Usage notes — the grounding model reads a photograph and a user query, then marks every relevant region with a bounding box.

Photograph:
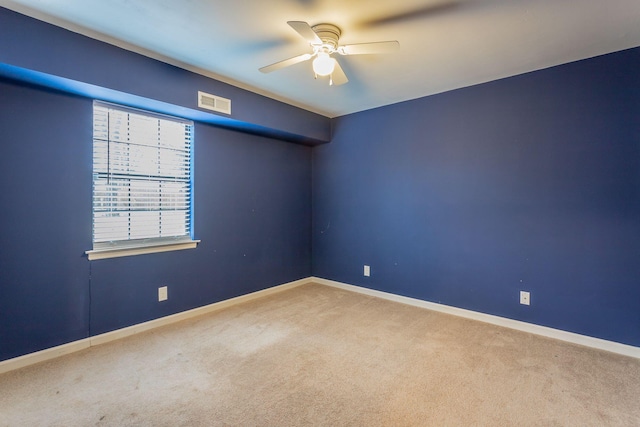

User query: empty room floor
[1,283,639,426]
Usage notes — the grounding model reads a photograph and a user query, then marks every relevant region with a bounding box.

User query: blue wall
[313,47,640,347]
[0,79,311,361]
[0,82,92,360]
[90,124,311,336]
[0,7,313,361]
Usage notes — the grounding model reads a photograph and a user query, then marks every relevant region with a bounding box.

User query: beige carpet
[1,283,639,426]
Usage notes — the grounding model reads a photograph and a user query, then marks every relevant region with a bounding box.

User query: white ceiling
[2,0,640,118]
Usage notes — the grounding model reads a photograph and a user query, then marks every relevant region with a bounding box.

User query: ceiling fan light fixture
[260,21,398,87]
[312,51,335,76]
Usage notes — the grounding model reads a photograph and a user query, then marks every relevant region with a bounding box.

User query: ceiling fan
[259,21,400,86]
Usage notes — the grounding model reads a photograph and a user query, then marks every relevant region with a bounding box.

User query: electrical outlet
[158,286,168,302]
[520,291,530,306]
[364,265,370,277]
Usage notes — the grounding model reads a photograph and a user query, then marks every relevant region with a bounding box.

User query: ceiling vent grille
[198,91,231,115]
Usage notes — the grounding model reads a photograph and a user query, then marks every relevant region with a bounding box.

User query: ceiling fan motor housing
[312,23,341,51]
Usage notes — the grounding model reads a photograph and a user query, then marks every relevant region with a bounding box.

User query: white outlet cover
[520,291,530,305]
[364,265,370,277]
[158,286,168,302]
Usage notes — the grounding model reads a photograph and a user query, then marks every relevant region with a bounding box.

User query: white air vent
[198,91,231,115]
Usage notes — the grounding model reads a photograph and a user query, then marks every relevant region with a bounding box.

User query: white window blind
[90,101,195,258]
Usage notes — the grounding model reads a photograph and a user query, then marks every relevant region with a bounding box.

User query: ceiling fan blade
[287,21,322,45]
[330,59,348,86]
[259,53,312,73]
[338,41,400,55]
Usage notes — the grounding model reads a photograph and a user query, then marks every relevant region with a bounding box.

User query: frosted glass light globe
[313,52,335,76]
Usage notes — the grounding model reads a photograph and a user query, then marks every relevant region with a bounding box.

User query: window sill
[86,240,200,261]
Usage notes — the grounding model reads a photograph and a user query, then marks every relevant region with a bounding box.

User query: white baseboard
[0,339,93,375]
[90,277,311,347]
[0,277,313,375]
[3,275,637,375]
[311,277,640,360]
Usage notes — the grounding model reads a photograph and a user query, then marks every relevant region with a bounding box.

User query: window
[86,101,198,260]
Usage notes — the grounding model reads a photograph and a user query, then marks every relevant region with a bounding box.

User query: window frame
[86,101,199,261]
